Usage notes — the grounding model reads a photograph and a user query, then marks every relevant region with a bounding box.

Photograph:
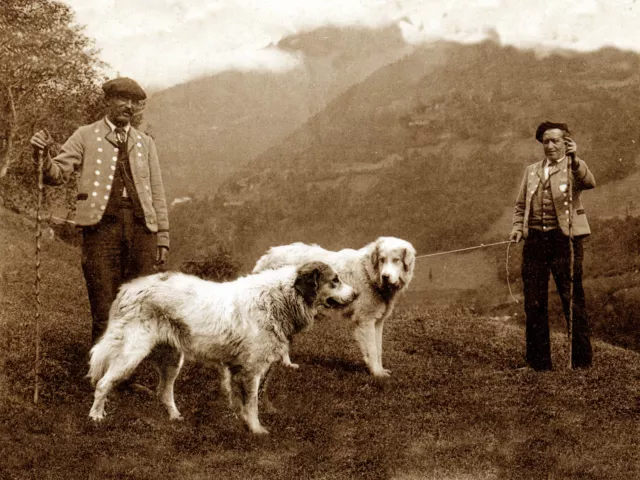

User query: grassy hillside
[2,207,639,479]
[144,25,411,198]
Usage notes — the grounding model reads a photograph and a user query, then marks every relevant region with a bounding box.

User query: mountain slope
[143,25,412,198]
[219,40,640,256]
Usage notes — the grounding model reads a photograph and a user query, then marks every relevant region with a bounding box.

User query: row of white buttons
[89,129,144,215]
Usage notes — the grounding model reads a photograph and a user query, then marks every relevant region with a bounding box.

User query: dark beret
[535,121,570,142]
[102,77,147,101]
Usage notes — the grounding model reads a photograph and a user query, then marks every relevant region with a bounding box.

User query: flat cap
[102,77,147,101]
[535,121,570,142]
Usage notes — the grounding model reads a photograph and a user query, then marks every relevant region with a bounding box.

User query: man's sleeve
[571,157,596,190]
[148,138,170,249]
[42,128,84,186]
[510,169,527,234]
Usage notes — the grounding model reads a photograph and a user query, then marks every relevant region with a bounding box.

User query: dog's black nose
[381,274,390,283]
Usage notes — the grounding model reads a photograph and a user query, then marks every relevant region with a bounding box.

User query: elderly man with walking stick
[509,121,595,371]
[29,77,170,354]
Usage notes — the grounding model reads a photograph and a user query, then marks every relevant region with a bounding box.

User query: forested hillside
[175,39,640,263]
[0,0,105,216]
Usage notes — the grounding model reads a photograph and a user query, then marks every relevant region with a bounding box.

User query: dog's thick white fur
[88,261,356,434]
[253,236,416,377]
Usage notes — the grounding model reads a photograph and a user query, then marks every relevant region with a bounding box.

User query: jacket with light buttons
[511,156,595,239]
[42,118,170,248]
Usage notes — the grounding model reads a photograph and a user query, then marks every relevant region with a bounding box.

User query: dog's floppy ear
[295,261,326,305]
[370,239,381,273]
[402,245,416,272]
[362,238,382,286]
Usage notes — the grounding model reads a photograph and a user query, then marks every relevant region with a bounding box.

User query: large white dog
[88,261,356,434]
[253,237,416,377]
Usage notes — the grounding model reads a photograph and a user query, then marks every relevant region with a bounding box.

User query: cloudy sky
[62,0,639,90]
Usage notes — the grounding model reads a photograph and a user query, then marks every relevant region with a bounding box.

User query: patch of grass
[1,207,639,479]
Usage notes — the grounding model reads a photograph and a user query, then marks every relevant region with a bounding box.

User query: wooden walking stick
[32,128,57,403]
[34,147,44,403]
[567,148,575,369]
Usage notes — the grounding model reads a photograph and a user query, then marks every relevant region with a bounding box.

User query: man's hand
[156,246,169,267]
[509,231,522,243]
[564,136,577,157]
[30,129,55,154]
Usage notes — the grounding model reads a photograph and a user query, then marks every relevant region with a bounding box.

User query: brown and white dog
[253,237,416,377]
[88,261,357,434]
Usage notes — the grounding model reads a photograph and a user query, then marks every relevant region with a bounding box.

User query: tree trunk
[0,85,16,179]
[0,137,13,178]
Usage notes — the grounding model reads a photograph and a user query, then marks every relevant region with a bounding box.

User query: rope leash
[31,171,518,405]
[416,239,520,304]
[414,240,513,259]
[29,213,75,226]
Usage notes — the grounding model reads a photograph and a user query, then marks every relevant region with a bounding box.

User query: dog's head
[295,261,358,308]
[366,237,416,294]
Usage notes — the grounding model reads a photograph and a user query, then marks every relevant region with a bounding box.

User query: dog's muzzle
[324,290,358,309]
[381,277,402,291]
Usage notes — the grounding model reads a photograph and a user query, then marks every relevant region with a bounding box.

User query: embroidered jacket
[42,118,169,248]
[511,156,595,239]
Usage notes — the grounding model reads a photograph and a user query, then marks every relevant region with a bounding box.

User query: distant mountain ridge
[144,25,413,198]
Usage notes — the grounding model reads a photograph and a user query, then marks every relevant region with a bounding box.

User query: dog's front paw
[372,368,391,378]
[286,362,300,369]
[251,425,270,435]
[89,411,106,422]
[169,413,184,421]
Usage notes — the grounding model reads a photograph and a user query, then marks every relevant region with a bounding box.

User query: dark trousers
[81,208,157,343]
[522,229,592,370]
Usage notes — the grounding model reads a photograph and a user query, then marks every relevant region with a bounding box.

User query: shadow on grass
[299,354,369,374]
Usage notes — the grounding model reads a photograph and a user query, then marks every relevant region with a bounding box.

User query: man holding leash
[509,121,595,371]
[30,77,169,344]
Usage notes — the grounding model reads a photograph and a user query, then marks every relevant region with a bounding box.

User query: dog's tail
[88,338,113,386]
[87,279,148,385]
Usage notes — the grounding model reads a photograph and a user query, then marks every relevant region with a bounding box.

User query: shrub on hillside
[180,247,241,282]
[586,275,640,351]
[585,216,640,278]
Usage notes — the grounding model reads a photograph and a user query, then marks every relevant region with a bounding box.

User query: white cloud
[399,0,640,52]
[62,0,640,90]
